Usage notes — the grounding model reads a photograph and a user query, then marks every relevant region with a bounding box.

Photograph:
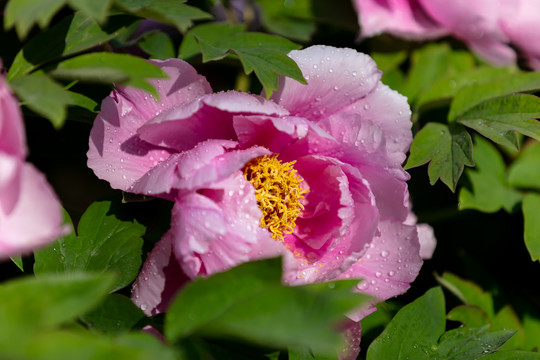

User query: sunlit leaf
[523,193,540,262]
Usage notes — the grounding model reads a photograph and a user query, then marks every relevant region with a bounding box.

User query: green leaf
[417,67,515,111]
[67,0,112,23]
[8,12,132,80]
[180,22,304,97]
[508,142,540,190]
[50,52,168,98]
[447,305,491,328]
[433,326,514,359]
[255,0,316,42]
[0,272,115,347]
[458,136,522,213]
[405,122,474,191]
[34,201,145,292]
[456,94,540,150]
[493,305,525,350]
[80,294,146,334]
[403,43,474,103]
[114,0,212,33]
[9,73,72,128]
[436,272,494,318]
[166,258,368,356]
[138,31,176,59]
[4,0,67,39]
[522,193,540,262]
[10,256,24,271]
[366,287,446,359]
[523,313,540,351]
[481,350,540,360]
[449,72,540,121]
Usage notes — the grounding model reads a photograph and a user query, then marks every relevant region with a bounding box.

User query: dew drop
[381,250,389,258]
[375,271,382,278]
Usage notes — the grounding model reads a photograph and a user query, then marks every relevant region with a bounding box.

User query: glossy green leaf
[4,0,66,39]
[255,0,316,42]
[68,0,112,23]
[114,0,211,33]
[179,22,304,97]
[138,31,176,59]
[80,294,146,334]
[481,350,540,360]
[10,256,24,271]
[166,258,368,356]
[459,136,522,213]
[417,67,515,111]
[449,72,540,121]
[456,94,540,150]
[523,193,540,262]
[0,272,115,346]
[508,142,540,190]
[34,201,145,292]
[8,12,131,80]
[433,326,514,359]
[405,122,474,191]
[366,287,446,359]
[9,73,72,128]
[493,305,525,350]
[50,52,167,98]
[436,272,494,318]
[447,305,491,328]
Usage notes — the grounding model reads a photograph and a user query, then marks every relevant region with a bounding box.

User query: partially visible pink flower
[353,0,447,40]
[88,46,434,357]
[0,72,68,259]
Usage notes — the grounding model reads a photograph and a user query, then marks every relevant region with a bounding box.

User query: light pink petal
[282,156,379,285]
[344,83,413,164]
[138,91,288,151]
[500,1,540,70]
[339,320,363,360]
[0,163,69,259]
[171,172,283,278]
[270,45,382,122]
[354,0,447,40]
[419,0,516,66]
[132,233,189,316]
[0,75,26,158]
[116,58,212,120]
[132,141,269,195]
[87,95,175,192]
[405,211,437,260]
[339,220,422,321]
[0,154,22,214]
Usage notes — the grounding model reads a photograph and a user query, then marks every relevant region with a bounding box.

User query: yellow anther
[243,154,308,241]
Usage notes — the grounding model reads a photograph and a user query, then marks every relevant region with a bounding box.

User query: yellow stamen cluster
[243,155,308,241]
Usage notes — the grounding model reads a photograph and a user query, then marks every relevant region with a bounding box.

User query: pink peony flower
[0,72,68,259]
[87,45,435,356]
[353,0,447,41]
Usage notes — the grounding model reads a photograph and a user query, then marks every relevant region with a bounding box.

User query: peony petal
[271,45,382,122]
[340,220,422,321]
[354,0,447,40]
[171,172,283,278]
[138,91,288,151]
[418,0,516,66]
[0,163,69,259]
[0,154,22,215]
[131,233,189,315]
[0,74,26,158]
[405,211,437,260]
[339,320,363,360]
[282,156,379,285]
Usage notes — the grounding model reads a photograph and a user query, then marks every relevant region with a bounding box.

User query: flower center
[243,154,308,241]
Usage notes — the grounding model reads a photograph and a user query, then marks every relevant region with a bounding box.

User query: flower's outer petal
[418,0,516,66]
[405,211,437,260]
[116,59,212,121]
[171,172,283,278]
[354,0,447,40]
[270,46,382,122]
[0,75,26,158]
[132,140,270,195]
[138,91,288,152]
[87,95,175,191]
[283,156,379,284]
[87,58,211,192]
[132,233,189,316]
[339,320,363,360]
[0,163,69,259]
[344,83,412,164]
[0,154,22,215]
[500,1,540,70]
[339,220,422,321]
